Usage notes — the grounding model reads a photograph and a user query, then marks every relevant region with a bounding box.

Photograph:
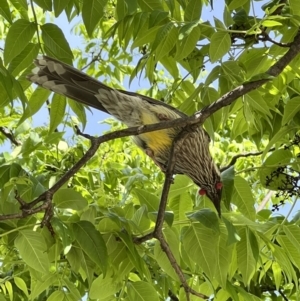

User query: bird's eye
[199,188,206,195]
[215,182,223,190]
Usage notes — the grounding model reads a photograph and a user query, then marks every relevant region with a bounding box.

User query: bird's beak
[212,189,222,218]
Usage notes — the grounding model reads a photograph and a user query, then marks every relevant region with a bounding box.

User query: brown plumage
[27,56,222,215]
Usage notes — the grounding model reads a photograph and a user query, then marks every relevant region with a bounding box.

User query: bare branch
[256,191,274,212]
[258,32,292,48]
[278,289,289,301]
[0,199,51,221]
[220,147,275,172]
[0,127,21,146]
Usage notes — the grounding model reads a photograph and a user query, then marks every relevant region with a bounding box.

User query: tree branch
[0,127,21,146]
[1,30,300,221]
[256,190,274,212]
[220,147,275,172]
[134,127,209,300]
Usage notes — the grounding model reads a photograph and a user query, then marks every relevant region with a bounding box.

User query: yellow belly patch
[140,111,172,154]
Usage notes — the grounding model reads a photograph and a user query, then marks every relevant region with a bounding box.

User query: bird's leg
[145,148,167,173]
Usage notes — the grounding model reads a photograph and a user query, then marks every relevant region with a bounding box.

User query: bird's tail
[27,56,111,114]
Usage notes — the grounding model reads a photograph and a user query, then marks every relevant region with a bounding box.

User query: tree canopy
[1,0,300,300]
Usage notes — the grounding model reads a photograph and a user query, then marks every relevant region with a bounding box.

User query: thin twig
[258,32,292,48]
[256,191,274,212]
[220,147,275,172]
[278,289,289,301]
[14,191,27,207]
[30,0,43,53]
[0,127,21,146]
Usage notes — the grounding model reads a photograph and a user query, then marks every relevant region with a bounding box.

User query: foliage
[0,0,300,300]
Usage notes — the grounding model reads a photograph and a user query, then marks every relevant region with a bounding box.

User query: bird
[27,56,223,216]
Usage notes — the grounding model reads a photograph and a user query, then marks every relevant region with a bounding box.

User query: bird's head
[198,181,223,217]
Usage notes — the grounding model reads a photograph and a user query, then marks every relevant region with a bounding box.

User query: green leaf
[154,241,179,281]
[52,217,75,249]
[30,274,58,300]
[49,93,66,133]
[149,10,168,27]
[14,230,50,273]
[82,0,107,37]
[215,224,233,287]
[239,48,269,79]
[90,273,121,299]
[176,25,201,60]
[222,217,241,245]
[41,23,73,64]
[245,90,272,118]
[18,87,51,126]
[284,225,300,250]
[262,20,282,27]
[290,0,300,15]
[137,0,164,11]
[53,0,70,17]
[263,147,291,168]
[14,277,29,298]
[221,166,235,210]
[0,0,12,23]
[277,235,300,270]
[272,244,297,285]
[232,176,255,220]
[209,31,231,63]
[187,209,220,234]
[272,262,282,291]
[169,192,193,223]
[282,96,300,125]
[4,281,12,301]
[231,109,248,139]
[132,12,149,39]
[116,0,127,20]
[9,0,28,19]
[127,281,160,301]
[67,99,87,130]
[154,228,180,281]
[182,223,219,279]
[33,0,52,10]
[154,24,178,61]
[47,291,65,301]
[61,278,82,300]
[131,26,161,50]
[227,0,248,10]
[236,227,256,286]
[8,43,39,76]
[0,62,14,101]
[151,22,174,52]
[168,175,193,198]
[184,0,202,21]
[4,19,36,65]
[53,188,88,211]
[131,205,151,232]
[133,189,160,212]
[262,125,297,159]
[73,221,108,275]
